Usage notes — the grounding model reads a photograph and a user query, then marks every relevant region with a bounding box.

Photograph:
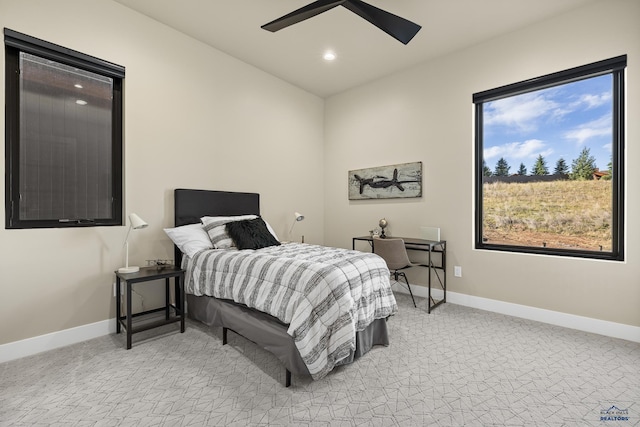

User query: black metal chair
[373,237,417,307]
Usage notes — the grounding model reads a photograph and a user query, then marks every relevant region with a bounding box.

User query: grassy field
[482,180,612,251]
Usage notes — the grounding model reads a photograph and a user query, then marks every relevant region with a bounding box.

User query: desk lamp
[119,213,148,273]
[289,212,305,242]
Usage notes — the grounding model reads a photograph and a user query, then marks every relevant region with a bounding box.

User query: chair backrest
[373,238,412,271]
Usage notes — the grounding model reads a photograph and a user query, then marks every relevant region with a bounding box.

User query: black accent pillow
[226,217,281,250]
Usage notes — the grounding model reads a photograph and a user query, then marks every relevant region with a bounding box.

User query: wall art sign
[348,161,422,200]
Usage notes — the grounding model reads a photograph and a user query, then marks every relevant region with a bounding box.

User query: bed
[172,188,397,386]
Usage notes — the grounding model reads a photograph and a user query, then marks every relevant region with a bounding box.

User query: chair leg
[396,271,417,308]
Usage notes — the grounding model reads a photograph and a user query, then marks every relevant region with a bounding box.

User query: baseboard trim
[2,287,638,364]
[399,284,640,343]
[0,319,116,364]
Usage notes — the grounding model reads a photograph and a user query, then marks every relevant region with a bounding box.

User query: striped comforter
[183,242,397,379]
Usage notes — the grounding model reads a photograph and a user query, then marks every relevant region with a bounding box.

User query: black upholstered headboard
[173,188,260,266]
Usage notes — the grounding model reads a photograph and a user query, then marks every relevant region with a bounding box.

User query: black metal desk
[115,265,185,349]
[353,236,446,313]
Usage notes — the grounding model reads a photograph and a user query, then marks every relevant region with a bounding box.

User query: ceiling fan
[261,0,421,45]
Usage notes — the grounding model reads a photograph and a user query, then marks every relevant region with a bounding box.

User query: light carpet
[1,294,638,426]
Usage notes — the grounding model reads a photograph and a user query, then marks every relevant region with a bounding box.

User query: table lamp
[118,213,148,273]
[289,212,305,242]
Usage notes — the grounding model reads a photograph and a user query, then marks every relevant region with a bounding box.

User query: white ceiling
[112,0,597,98]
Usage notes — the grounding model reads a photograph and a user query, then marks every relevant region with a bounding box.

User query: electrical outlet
[113,282,117,297]
[454,266,462,277]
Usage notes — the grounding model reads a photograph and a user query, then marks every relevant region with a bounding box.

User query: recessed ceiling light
[323,51,336,61]
[74,84,83,89]
[76,100,87,105]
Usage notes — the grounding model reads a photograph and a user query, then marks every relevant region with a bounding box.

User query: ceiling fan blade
[343,0,421,44]
[262,0,346,32]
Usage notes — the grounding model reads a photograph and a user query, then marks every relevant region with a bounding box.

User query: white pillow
[164,223,213,257]
[201,215,279,249]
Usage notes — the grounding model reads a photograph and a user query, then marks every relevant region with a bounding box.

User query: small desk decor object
[115,265,185,349]
[348,161,422,200]
[353,235,446,313]
[379,218,388,238]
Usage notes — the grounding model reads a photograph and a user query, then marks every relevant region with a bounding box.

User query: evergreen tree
[494,157,510,176]
[602,158,613,181]
[570,147,597,180]
[531,154,549,175]
[553,158,569,175]
[482,160,492,177]
[517,163,527,175]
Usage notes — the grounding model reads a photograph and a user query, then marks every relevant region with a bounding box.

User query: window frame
[473,55,626,261]
[4,28,124,229]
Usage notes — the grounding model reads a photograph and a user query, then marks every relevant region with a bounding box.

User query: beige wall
[1,0,638,350]
[0,0,324,345]
[324,0,639,327]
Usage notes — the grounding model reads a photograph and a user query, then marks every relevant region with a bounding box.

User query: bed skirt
[187,294,390,378]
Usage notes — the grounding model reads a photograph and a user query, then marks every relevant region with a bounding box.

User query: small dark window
[474,56,625,261]
[5,29,124,229]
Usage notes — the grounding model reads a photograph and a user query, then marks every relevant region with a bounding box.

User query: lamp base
[118,266,140,273]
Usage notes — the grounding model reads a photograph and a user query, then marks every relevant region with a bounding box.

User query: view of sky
[483,74,612,174]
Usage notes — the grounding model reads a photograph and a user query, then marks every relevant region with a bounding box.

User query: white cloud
[576,92,612,109]
[484,139,553,162]
[485,88,611,134]
[564,114,611,145]
[485,93,558,132]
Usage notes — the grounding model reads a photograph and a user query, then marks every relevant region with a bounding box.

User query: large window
[5,29,124,229]
[474,56,625,261]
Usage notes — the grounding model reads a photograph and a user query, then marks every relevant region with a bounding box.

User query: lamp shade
[129,213,148,230]
[294,212,304,222]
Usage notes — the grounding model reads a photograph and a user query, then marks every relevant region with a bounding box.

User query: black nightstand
[115,265,185,349]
